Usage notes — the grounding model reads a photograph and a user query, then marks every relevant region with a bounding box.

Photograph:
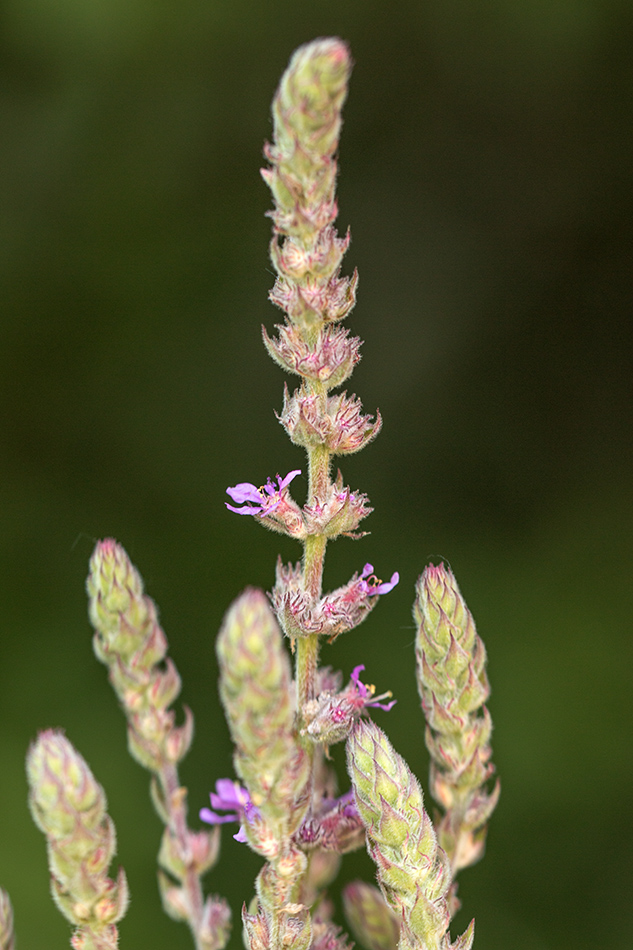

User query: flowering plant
[4,38,499,950]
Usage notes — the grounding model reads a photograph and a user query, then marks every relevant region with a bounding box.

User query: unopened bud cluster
[26,731,129,950]
[414,564,500,876]
[212,39,403,950]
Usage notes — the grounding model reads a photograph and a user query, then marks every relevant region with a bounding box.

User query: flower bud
[87,540,192,770]
[263,322,361,390]
[0,888,15,950]
[414,563,499,873]
[264,38,350,241]
[217,589,310,840]
[342,880,400,950]
[303,665,395,746]
[311,916,353,950]
[279,386,381,456]
[347,720,473,950]
[26,731,129,948]
[273,561,398,643]
[199,895,232,950]
[302,478,372,540]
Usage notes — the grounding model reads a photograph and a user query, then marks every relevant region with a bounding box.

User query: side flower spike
[347,720,474,950]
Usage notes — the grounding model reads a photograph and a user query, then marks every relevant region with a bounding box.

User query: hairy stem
[160,763,206,950]
[297,439,330,712]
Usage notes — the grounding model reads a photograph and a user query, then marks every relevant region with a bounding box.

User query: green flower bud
[0,888,15,950]
[26,731,129,949]
[414,564,499,874]
[343,880,400,950]
[217,589,310,838]
[347,721,473,950]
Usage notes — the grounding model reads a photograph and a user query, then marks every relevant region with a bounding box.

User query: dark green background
[1,1,632,948]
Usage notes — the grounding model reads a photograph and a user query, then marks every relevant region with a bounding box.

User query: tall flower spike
[414,564,500,881]
[87,539,229,950]
[347,720,474,950]
[26,730,129,950]
[228,38,402,950]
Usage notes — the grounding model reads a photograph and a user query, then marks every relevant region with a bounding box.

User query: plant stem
[296,441,330,714]
[160,762,206,950]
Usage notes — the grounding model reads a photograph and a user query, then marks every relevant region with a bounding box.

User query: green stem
[296,440,330,715]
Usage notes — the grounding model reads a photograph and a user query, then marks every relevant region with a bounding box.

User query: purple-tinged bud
[262,38,357,335]
[159,822,221,882]
[273,562,399,643]
[159,872,232,950]
[263,324,361,390]
[302,477,372,539]
[295,790,365,855]
[304,665,395,746]
[269,272,358,327]
[242,905,270,950]
[26,731,129,947]
[0,888,15,950]
[270,226,350,284]
[311,915,353,950]
[158,872,189,923]
[342,880,400,950]
[264,38,350,240]
[279,386,381,455]
[199,896,232,950]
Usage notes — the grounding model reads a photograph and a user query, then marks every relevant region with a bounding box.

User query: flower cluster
[303,665,396,746]
[211,39,404,950]
[19,36,498,950]
[272,560,399,643]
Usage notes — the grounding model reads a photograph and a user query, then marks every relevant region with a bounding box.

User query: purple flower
[200,779,260,842]
[226,469,301,516]
[320,788,359,819]
[358,563,400,595]
[350,664,397,712]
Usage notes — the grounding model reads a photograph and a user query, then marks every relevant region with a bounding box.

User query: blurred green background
[1,0,632,947]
